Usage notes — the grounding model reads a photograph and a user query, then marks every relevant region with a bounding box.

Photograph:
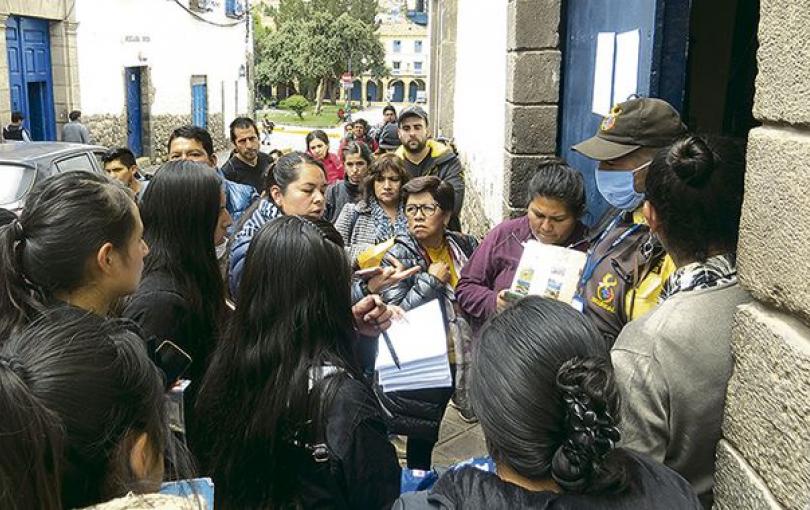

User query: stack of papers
[510,240,588,306]
[376,299,452,393]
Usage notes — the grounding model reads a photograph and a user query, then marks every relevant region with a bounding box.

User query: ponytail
[0,353,63,510]
[0,171,136,340]
[0,221,42,340]
[551,357,628,495]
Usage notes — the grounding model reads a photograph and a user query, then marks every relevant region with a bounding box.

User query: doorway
[126,67,143,156]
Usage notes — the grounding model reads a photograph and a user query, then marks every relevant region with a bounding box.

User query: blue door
[126,67,143,156]
[350,80,362,102]
[6,16,57,141]
[192,83,207,128]
[390,81,405,103]
[559,0,689,225]
[366,80,378,102]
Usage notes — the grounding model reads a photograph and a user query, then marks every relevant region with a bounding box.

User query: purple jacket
[456,216,588,332]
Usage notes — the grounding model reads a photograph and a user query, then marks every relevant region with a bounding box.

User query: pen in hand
[381,330,401,370]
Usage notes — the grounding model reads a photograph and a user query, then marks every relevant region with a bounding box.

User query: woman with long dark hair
[0,171,147,340]
[123,160,231,443]
[197,216,400,509]
[324,140,372,223]
[394,297,701,509]
[0,310,198,509]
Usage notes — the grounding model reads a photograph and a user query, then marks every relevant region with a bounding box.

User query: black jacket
[278,375,401,509]
[122,270,220,448]
[377,232,478,441]
[325,178,362,224]
[393,451,702,509]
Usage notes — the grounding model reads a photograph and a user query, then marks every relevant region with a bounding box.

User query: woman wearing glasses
[377,176,478,471]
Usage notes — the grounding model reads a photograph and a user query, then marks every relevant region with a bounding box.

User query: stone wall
[150,114,192,163]
[84,113,127,148]
[209,113,227,156]
[713,0,810,507]
[148,113,227,163]
[503,0,562,216]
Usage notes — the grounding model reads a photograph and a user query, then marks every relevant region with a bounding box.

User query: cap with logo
[572,97,687,161]
[397,105,429,126]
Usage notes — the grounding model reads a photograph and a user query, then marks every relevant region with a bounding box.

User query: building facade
[432,1,810,508]
[0,1,80,143]
[340,0,428,107]
[1,0,252,160]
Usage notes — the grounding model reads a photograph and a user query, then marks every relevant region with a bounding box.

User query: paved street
[433,406,487,466]
[260,105,386,154]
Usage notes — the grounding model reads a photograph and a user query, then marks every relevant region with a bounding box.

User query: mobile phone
[353,267,384,281]
[155,340,192,390]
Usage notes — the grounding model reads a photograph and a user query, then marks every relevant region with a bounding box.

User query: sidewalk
[432,406,488,466]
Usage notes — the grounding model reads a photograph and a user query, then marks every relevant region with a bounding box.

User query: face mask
[215,240,228,260]
[596,162,649,211]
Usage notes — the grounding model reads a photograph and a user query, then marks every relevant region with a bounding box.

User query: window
[414,61,423,73]
[55,154,94,174]
[415,40,423,53]
[393,61,401,71]
[225,0,244,18]
[393,40,401,53]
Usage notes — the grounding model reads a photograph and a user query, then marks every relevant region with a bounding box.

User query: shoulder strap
[347,206,361,246]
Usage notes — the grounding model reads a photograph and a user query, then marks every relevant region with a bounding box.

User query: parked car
[0,141,108,214]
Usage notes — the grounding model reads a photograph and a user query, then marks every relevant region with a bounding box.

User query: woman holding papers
[456,158,588,332]
[378,176,478,470]
[393,297,701,509]
[196,216,400,510]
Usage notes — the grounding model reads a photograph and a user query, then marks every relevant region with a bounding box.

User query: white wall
[382,34,428,77]
[452,0,507,224]
[75,0,250,129]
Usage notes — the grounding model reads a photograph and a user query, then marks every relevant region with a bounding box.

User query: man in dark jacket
[3,111,31,141]
[220,117,271,193]
[395,106,465,231]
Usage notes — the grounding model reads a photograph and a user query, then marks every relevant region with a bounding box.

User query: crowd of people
[0,97,747,509]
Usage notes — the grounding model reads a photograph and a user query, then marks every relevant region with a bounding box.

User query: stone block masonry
[713,0,810,507]
[84,114,127,149]
[737,127,810,324]
[721,303,810,509]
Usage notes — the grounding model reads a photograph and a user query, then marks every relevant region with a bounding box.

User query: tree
[254,0,387,115]
[279,95,310,119]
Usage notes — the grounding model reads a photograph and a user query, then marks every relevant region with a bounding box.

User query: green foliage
[278,94,310,119]
[254,0,387,101]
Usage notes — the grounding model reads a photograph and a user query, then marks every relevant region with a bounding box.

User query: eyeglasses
[405,203,441,217]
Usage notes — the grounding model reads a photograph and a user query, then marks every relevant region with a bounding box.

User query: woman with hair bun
[611,135,751,508]
[394,297,700,509]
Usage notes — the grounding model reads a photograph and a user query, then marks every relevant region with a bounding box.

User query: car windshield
[0,164,36,207]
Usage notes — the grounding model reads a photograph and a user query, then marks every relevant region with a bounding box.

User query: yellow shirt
[426,242,459,288]
[623,210,676,320]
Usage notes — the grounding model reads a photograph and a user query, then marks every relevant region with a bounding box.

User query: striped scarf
[659,253,737,302]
